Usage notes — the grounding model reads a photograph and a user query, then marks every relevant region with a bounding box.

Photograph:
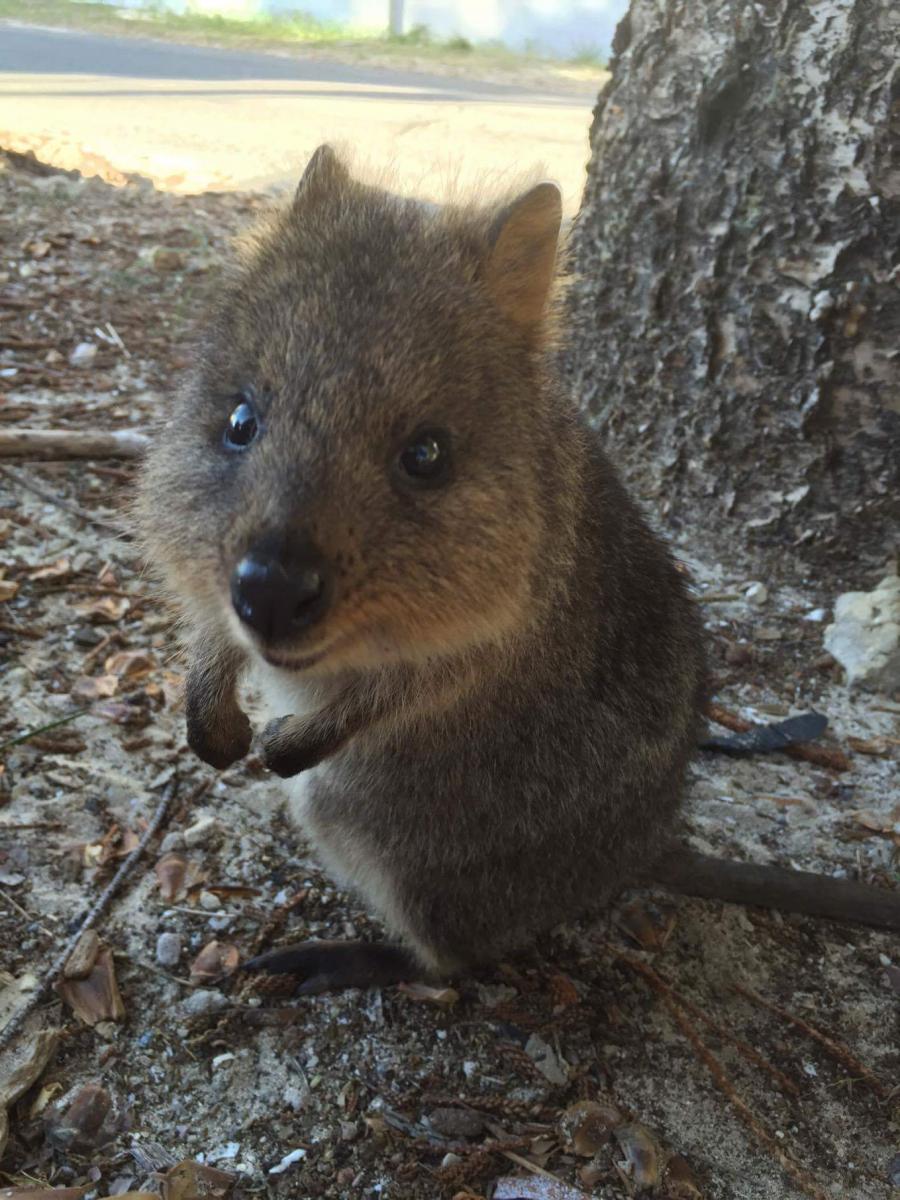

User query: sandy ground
[0,23,595,205]
[1,156,899,1200]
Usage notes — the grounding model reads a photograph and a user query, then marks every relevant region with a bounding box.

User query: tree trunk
[565,0,899,578]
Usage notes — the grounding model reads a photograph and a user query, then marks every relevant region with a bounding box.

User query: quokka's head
[138,146,569,675]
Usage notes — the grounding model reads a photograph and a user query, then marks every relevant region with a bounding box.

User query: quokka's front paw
[258,715,337,778]
[187,705,253,770]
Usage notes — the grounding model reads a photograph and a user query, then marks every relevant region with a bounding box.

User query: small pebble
[745,581,768,606]
[199,890,222,911]
[72,626,105,647]
[159,831,185,854]
[152,246,186,272]
[427,1106,484,1139]
[339,1121,358,1142]
[155,931,182,968]
[440,1153,464,1169]
[180,988,228,1017]
[69,341,97,367]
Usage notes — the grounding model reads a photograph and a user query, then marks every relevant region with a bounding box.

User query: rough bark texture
[565,0,899,579]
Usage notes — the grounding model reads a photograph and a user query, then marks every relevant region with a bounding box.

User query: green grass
[0,0,362,45]
[0,0,607,81]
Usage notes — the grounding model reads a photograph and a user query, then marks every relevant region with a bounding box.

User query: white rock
[69,341,97,367]
[198,890,222,911]
[824,575,900,691]
[155,931,182,967]
[184,814,218,848]
[268,1148,307,1175]
[524,1032,569,1086]
[744,581,768,606]
[180,988,228,1017]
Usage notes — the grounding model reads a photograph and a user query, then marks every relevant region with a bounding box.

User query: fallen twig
[0,464,121,534]
[0,779,177,1052]
[733,984,888,1101]
[618,951,800,1098]
[706,702,850,772]
[498,1147,590,1194]
[610,947,827,1200]
[0,708,88,753]
[0,428,150,461]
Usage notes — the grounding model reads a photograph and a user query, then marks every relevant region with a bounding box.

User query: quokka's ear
[294,144,351,208]
[483,182,562,328]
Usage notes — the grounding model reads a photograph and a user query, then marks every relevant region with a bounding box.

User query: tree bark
[565,0,899,577]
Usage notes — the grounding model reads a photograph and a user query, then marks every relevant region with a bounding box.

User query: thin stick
[0,429,150,461]
[498,1148,589,1194]
[609,946,827,1200]
[705,702,851,772]
[0,780,177,1052]
[0,465,121,534]
[619,951,800,1098]
[0,821,65,830]
[665,1000,827,1200]
[0,709,88,753]
[734,984,888,1100]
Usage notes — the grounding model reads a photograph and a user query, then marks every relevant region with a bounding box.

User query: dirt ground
[0,153,898,1200]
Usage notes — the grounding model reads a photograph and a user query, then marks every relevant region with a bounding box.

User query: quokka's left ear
[482,182,562,328]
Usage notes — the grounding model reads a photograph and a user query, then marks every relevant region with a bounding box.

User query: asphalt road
[0,23,593,203]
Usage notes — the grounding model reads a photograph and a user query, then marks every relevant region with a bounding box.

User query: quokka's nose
[230,548,330,641]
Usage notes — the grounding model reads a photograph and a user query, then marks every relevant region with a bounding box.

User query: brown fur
[137,147,706,979]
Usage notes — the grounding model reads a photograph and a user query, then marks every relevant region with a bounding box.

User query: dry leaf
[28,1079,64,1118]
[616,900,674,951]
[161,1159,235,1200]
[189,941,240,986]
[0,579,19,602]
[94,699,152,727]
[614,1122,662,1190]
[547,971,580,1009]
[663,1153,704,1198]
[397,980,460,1006]
[28,557,71,581]
[104,650,155,681]
[46,1082,116,1151]
[559,1099,622,1157]
[96,562,118,587]
[0,1027,60,1156]
[847,736,890,757]
[71,674,118,701]
[0,1027,61,1106]
[74,595,130,624]
[156,852,188,902]
[56,946,125,1025]
[852,807,900,837]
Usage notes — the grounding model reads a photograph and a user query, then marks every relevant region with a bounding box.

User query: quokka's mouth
[261,647,328,671]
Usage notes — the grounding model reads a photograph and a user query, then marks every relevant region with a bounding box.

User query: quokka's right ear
[294,144,351,207]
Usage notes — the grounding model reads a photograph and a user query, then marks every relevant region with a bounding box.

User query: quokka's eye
[223,396,259,451]
[397,429,451,486]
